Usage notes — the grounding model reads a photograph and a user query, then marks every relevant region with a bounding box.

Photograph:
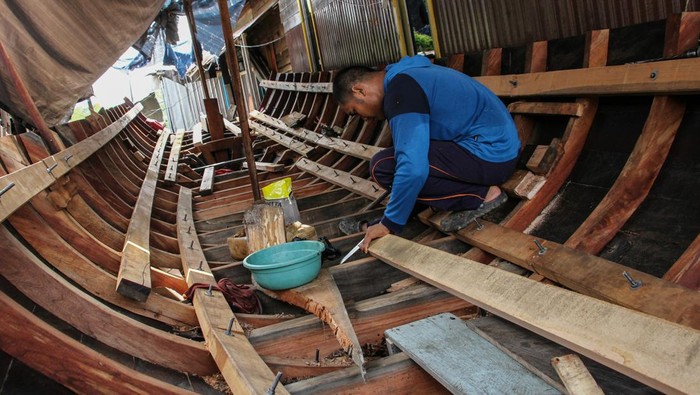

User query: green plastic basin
[243,240,325,290]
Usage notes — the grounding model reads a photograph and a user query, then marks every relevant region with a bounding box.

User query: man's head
[333,66,385,121]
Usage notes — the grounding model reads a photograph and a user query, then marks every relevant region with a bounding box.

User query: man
[333,55,520,252]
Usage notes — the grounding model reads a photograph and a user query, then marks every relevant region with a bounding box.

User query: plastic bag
[262,177,292,199]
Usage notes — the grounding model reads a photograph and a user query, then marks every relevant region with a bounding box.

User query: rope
[183,278,262,314]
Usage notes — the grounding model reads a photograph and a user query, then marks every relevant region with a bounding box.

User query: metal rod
[622,271,643,289]
[266,371,283,395]
[217,0,262,201]
[225,317,235,335]
[473,218,484,230]
[206,284,213,296]
[0,41,61,154]
[46,163,58,173]
[0,182,15,197]
[533,239,547,255]
[63,154,73,162]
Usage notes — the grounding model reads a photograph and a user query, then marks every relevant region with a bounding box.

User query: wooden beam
[369,235,700,394]
[508,101,584,117]
[565,96,685,254]
[296,158,383,200]
[199,166,214,196]
[0,226,215,375]
[259,79,333,93]
[476,57,700,97]
[481,48,502,76]
[663,234,700,290]
[456,220,700,330]
[177,187,290,394]
[0,104,142,222]
[116,129,171,301]
[0,290,194,394]
[249,120,314,156]
[164,129,185,184]
[251,110,380,161]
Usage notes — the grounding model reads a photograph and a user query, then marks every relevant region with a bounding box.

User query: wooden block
[227,236,249,261]
[501,169,546,200]
[385,313,558,394]
[552,355,604,395]
[244,204,286,253]
[526,138,561,175]
[280,111,307,127]
[199,166,214,196]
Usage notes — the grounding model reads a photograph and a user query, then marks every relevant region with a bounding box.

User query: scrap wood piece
[116,129,171,301]
[244,203,286,253]
[385,313,558,394]
[551,354,604,395]
[280,111,307,127]
[526,138,562,175]
[296,158,384,200]
[177,187,290,394]
[501,169,546,200]
[455,220,700,330]
[199,166,214,196]
[256,269,366,378]
[368,235,700,394]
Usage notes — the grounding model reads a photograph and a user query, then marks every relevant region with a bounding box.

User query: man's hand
[360,222,390,253]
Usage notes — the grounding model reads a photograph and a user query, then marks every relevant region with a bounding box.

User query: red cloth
[183,279,262,314]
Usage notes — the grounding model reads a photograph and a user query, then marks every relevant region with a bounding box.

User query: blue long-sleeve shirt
[379,56,520,233]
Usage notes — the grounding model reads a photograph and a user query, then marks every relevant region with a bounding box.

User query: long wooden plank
[251,110,380,160]
[0,290,194,395]
[199,166,214,196]
[0,226,216,376]
[259,79,333,93]
[369,235,700,394]
[456,220,700,330]
[0,103,142,222]
[385,313,557,394]
[257,269,366,376]
[258,58,700,98]
[296,158,384,200]
[508,101,584,117]
[249,120,314,156]
[116,129,171,301]
[164,128,185,184]
[177,187,290,394]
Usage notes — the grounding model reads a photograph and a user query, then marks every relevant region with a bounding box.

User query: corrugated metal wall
[433,0,699,56]
[310,0,403,69]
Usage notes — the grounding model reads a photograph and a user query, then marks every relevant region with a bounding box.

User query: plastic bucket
[243,240,324,290]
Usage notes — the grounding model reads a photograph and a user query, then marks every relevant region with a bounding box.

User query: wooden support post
[218,0,262,201]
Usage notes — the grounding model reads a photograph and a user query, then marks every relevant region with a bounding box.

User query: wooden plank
[249,120,314,156]
[369,235,700,394]
[116,129,171,301]
[663,234,700,290]
[481,48,502,76]
[259,79,333,93]
[508,102,584,117]
[551,355,604,395]
[0,290,194,395]
[584,30,609,68]
[385,313,557,394]
[257,269,366,377]
[0,226,215,376]
[475,57,700,97]
[0,103,142,222]
[177,187,290,394]
[251,110,381,160]
[456,220,700,330]
[164,128,185,184]
[296,158,384,200]
[200,166,214,196]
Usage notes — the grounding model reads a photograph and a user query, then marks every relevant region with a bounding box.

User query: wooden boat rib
[0,11,699,395]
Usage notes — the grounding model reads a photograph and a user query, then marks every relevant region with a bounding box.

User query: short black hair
[332,66,376,104]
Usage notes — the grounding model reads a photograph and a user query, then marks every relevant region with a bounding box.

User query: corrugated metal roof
[433,0,699,55]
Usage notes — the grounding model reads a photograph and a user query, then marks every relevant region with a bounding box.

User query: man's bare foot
[484,185,502,203]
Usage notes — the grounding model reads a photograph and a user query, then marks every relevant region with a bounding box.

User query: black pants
[370,141,518,211]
